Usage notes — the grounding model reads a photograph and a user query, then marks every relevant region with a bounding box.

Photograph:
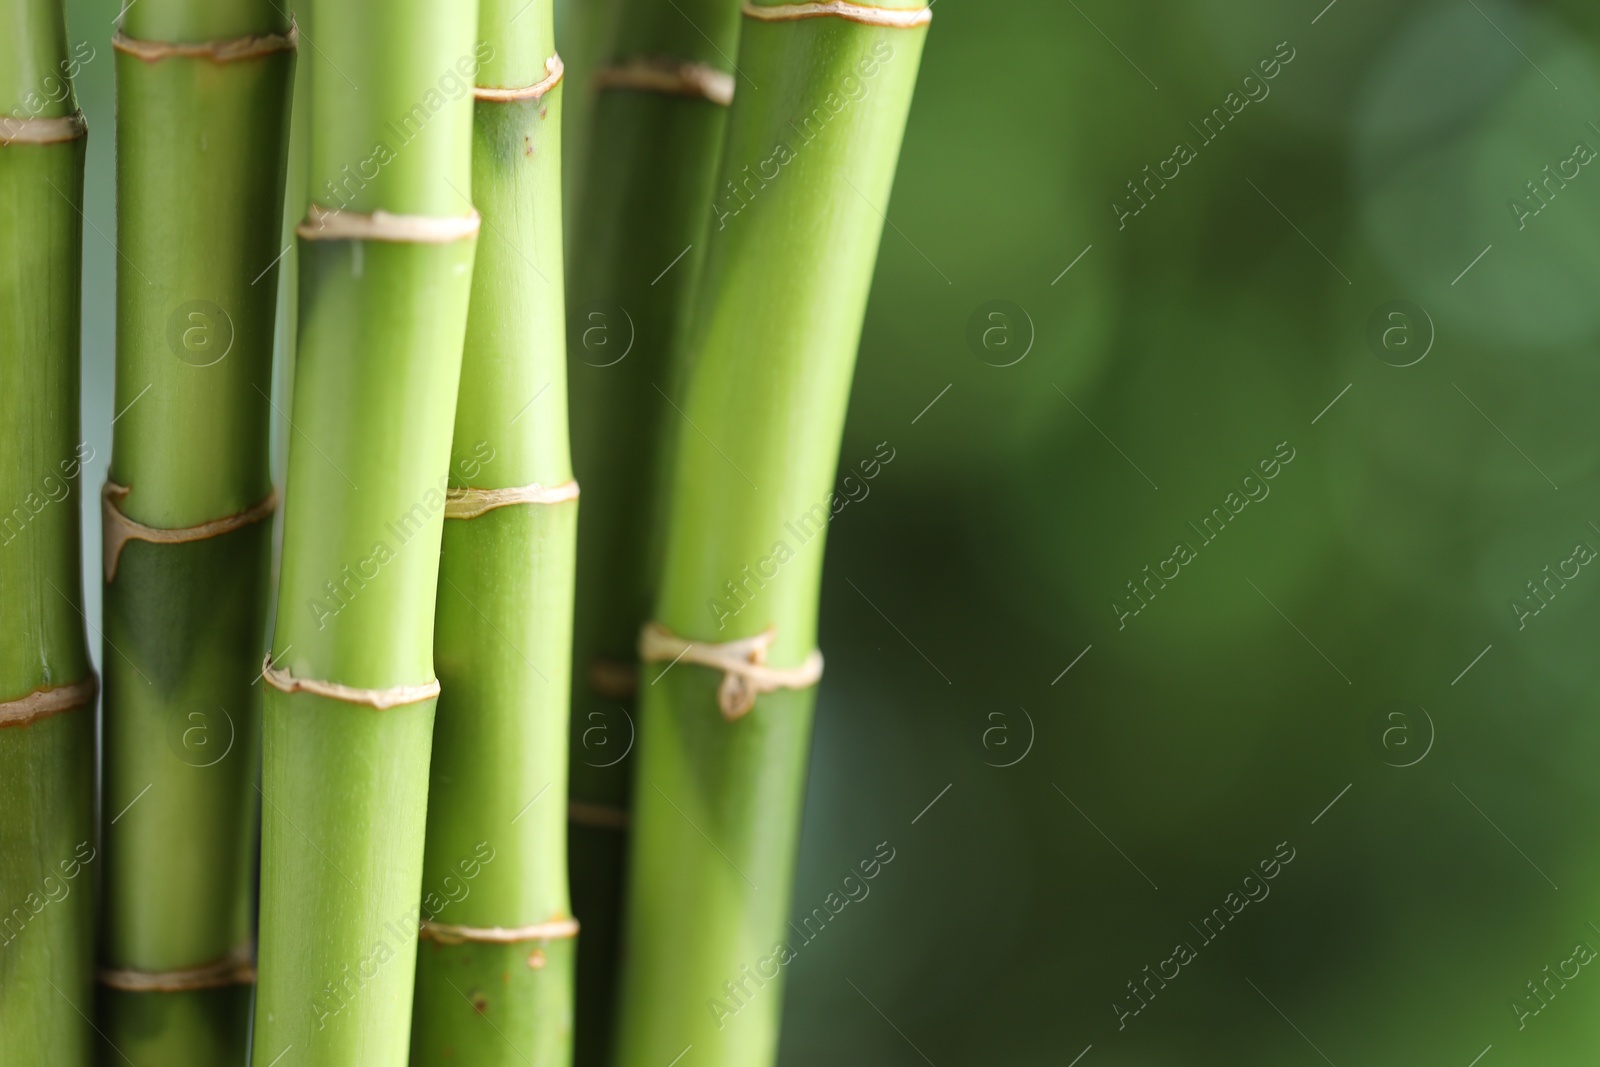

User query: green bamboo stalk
[563,1,743,1058]
[613,4,929,1065]
[408,0,578,1062]
[552,0,624,208]
[0,3,95,1061]
[97,3,294,1059]
[251,2,481,1064]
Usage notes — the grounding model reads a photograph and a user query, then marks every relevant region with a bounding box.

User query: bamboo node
[420,917,579,945]
[444,480,579,520]
[741,0,933,27]
[638,622,823,720]
[475,53,565,101]
[0,111,87,146]
[587,658,638,699]
[111,23,299,63]
[261,656,441,710]
[593,57,735,106]
[99,945,256,992]
[297,205,482,244]
[569,800,630,831]
[0,675,98,729]
[102,481,278,583]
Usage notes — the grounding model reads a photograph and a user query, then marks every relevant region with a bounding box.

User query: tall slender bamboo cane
[563,1,743,1057]
[97,3,294,1058]
[553,0,624,206]
[613,3,929,1065]
[408,0,578,1062]
[251,2,481,1064]
[0,3,95,1061]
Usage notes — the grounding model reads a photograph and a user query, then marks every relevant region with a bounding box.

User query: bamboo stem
[0,1,96,1061]
[408,0,578,1062]
[251,2,480,1064]
[612,4,928,1065]
[99,3,294,1056]
[563,0,744,1058]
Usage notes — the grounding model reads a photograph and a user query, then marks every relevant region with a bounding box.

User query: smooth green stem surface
[614,7,927,1067]
[122,0,286,42]
[99,2,293,1060]
[0,0,72,122]
[252,2,480,1065]
[563,2,743,1059]
[551,0,622,208]
[410,0,577,1063]
[0,2,94,1060]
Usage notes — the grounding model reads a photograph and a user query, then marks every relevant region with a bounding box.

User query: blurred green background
[62,0,1600,1063]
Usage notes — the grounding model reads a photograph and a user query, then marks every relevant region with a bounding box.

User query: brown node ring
[0,676,98,729]
[475,53,565,101]
[99,945,256,992]
[112,23,299,63]
[638,622,822,720]
[568,800,630,832]
[741,0,933,27]
[0,111,87,146]
[444,480,579,520]
[103,481,278,583]
[261,656,440,711]
[587,657,638,700]
[297,204,482,244]
[419,917,579,945]
[593,57,735,106]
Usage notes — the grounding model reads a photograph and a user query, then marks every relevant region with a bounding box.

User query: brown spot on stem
[527,948,547,969]
[471,991,489,1015]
